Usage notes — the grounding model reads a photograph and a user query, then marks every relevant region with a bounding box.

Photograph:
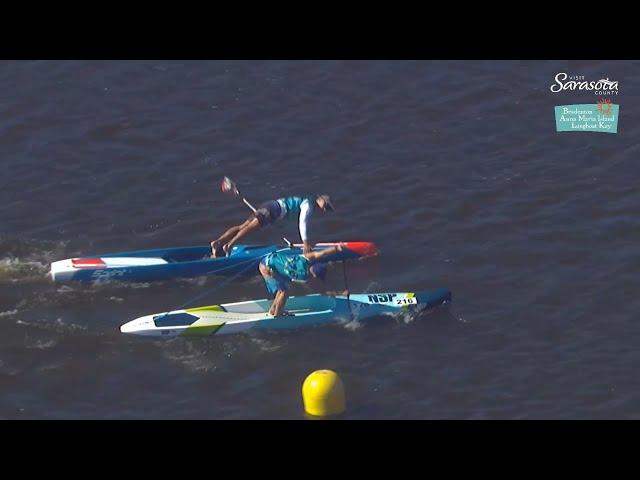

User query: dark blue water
[1,60,637,418]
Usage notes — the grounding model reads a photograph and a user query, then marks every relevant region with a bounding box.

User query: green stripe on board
[181,323,225,336]
[185,305,225,314]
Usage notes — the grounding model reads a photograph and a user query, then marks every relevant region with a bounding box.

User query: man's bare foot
[211,241,225,258]
[223,244,232,256]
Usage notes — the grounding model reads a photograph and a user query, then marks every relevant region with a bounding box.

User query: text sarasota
[550,73,619,95]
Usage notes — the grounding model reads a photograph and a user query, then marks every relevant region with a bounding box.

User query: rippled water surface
[1,60,638,418]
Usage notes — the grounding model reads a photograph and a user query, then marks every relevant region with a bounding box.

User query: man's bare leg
[303,243,344,262]
[212,220,252,247]
[259,263,286,316]
[270,290,288,316]
[223,217,261,255]
[211,220,252,254]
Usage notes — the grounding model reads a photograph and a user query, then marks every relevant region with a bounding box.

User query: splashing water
[0,257,50,283]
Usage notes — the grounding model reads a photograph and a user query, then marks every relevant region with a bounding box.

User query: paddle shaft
[242,197,257,213]
[342,260,353,321]
[222,177,257,212]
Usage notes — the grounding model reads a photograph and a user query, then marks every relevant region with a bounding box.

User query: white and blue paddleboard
[120,289,452,337]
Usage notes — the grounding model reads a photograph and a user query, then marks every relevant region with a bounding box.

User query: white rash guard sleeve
[298,199,312,242]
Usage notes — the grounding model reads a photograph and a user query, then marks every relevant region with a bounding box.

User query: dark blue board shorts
[251,200,282,227]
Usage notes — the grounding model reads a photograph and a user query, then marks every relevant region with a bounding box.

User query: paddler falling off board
[259,244,349,317]
[211,177,335,257]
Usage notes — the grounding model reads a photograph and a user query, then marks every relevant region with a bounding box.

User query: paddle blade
[221,176,239,195]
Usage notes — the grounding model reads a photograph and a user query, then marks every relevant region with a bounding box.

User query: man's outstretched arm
[299,201,313,254]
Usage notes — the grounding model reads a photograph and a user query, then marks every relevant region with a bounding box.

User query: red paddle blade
[221,176,239,195]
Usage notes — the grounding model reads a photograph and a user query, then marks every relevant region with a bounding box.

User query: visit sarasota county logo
[550,73,619,96]
[551,73,620,134]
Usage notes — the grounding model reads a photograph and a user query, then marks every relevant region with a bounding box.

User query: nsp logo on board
[368,294,397,303]
[550,73,619,96]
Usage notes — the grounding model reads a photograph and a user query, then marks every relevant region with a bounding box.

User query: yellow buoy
[302,369,346,417]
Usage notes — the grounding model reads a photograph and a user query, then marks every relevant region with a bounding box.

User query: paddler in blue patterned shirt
[259,243,348,317]
[211,194,335,256]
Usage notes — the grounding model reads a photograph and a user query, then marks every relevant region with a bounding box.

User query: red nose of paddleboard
[342,242,378,257]
[71,258,106,269]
